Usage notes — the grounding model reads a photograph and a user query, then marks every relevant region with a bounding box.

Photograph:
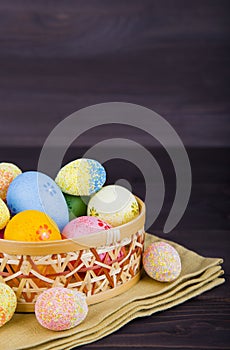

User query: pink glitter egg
[35,287,88,331]
[62,216,112,239]
[143,241,181,282]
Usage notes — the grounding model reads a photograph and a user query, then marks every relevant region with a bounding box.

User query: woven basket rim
[0,197,145,255]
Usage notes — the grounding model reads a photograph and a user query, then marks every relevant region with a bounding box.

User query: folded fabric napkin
[1,233,224,350]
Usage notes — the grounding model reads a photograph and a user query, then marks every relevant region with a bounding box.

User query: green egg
[64,193,88,220]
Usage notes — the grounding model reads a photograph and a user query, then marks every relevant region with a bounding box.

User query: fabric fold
[1,233,225,350]
[30,270,225,350]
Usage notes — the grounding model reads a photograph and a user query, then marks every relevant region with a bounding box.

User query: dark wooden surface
[0,0,229,148]
[0,146,229,350]
[0,1,229,349]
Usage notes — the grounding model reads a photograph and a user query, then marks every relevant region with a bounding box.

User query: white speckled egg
[7,171,69,231]
[35,287,88,331]
[143,241,181,282]
[87,185,139,226]
[55,158,106,196]
[0,198,10,230]
[0,283,17,327]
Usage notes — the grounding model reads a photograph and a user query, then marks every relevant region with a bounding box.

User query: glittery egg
[0,162,22,178]
[55,158,106,196]
[62,216,112,239]
[0,170,13,201]
[64,193,87,220]
[7,171,69,231]
[4,210,61,242]
[87,185,139,226]
[0,163,22,201]
[143,241,181,282]
[0,198,10,229]
[35,287,88,331]
[0,283,17,327]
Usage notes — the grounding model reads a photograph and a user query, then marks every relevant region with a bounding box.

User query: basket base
[15,271,142,313]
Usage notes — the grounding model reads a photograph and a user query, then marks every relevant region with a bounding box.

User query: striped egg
[55,159,106,196]
[143,241,181,282]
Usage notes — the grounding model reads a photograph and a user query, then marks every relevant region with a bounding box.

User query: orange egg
[0,163,22,201]
[0,162,22,178]
[0,170,14,201]
[4,210,61,242]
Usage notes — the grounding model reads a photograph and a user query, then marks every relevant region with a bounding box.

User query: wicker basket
[0,198,145,312]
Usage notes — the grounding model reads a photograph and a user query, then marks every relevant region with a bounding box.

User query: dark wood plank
[0,1,229,147]
[0,47,229,147]
[0,1,229,348]
[0,0,229,57]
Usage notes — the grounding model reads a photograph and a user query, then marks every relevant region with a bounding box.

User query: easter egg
[4,210,61,241]
[62,216,112,239]
[0,163,22,201]
[55,158,106,196]
[87,185,139,226]
[7,171,69,231]
[35,287,88,331]
[0,198,10,229]
[0,283,17,327]
[64,193,87,220]
[0,170,13,201]
[0,162,22,178]
[143,241,181,282]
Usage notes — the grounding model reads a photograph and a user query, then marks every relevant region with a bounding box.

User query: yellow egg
[4,210,61,242]
[0,170,13,201]
[0,163,22,201]
[0,199,10,230]
[0,162,22,178]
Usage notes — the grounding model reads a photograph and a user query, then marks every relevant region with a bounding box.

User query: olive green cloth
[1,233,225,350]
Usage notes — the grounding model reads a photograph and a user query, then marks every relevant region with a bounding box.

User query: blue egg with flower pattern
[7,171,69,231]
[55,158,106,196]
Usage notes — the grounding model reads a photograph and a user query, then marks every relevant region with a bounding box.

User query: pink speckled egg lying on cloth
[143,241,181,282]
[62,216,112,239]
[35,287,88,331]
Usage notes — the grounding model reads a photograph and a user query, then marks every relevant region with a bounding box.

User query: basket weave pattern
[0,198,145,312]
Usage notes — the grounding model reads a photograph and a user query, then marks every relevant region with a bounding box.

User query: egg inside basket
[0,198,145,312]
